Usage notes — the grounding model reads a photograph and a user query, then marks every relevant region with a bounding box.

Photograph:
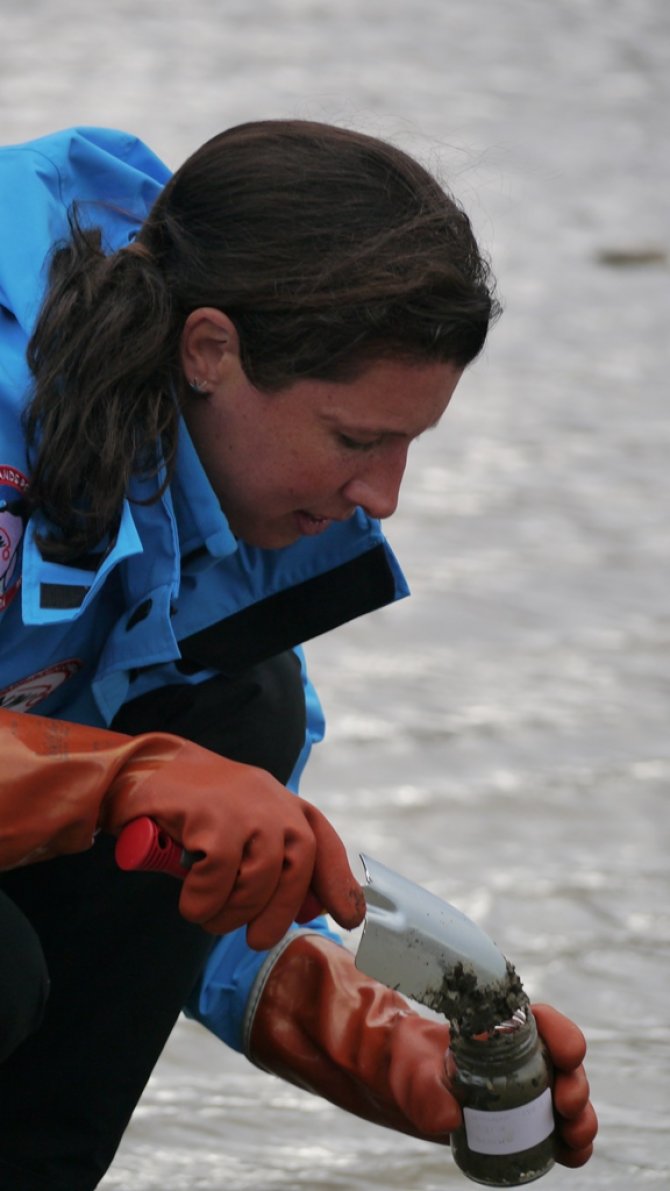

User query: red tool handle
[115,816,195,878]
[115,816,323,923]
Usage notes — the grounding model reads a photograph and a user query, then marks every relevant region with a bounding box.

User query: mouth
[294,510,333,537]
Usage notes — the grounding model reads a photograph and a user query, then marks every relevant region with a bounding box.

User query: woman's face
[183,349,462,550]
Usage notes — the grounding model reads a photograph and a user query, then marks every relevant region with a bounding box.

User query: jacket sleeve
[183,919,342,1053]
[183,647,343,1052]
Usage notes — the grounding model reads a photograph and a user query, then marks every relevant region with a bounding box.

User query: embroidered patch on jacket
[0,464,29,611]
[0,659,82,712]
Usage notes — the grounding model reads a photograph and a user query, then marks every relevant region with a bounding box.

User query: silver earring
[189,377,209,395]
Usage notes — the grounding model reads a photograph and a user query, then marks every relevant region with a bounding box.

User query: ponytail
[24,210,180,561]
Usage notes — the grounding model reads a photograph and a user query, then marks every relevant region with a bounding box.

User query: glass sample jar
[445,1005,556,1186]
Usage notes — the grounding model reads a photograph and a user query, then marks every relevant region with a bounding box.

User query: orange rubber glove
[248,934,597,1166]
[0,709,364,948]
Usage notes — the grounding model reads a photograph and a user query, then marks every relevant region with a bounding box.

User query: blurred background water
[1,0,668,1187]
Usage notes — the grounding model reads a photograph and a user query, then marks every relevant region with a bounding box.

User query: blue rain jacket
[0,127,410,1051]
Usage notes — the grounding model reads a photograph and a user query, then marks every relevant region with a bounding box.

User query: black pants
[0,652,306,1191]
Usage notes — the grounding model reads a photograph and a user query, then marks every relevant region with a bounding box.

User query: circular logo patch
[0,659,82,712]
[0,464,29,612]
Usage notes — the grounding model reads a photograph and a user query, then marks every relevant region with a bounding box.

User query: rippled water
[2,1,668,1187]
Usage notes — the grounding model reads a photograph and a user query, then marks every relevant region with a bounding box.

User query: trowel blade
[355,854,508,1009]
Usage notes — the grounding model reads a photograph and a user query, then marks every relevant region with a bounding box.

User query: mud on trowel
[355,854,526,1031]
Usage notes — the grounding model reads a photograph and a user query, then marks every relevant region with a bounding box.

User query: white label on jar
[463,1088,554,1155]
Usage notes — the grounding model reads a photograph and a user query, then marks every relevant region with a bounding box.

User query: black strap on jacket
[177,543,399,676]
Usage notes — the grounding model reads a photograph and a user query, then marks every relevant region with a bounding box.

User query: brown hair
[25,119,501,559]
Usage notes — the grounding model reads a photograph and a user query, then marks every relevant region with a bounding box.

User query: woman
[0,121,597,1188]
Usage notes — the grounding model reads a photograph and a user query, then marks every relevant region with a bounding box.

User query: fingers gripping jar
[445,1005,556,1186]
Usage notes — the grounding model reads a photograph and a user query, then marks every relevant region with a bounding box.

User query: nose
[341,443,408,520]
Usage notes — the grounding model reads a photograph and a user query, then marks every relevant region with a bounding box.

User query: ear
[179,308,242,391]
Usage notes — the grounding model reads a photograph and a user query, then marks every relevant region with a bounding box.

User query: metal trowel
[115,820,515,1019]
[355,854,510,1013]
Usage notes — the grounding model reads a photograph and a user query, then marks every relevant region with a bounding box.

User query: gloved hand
[248,934,597,1166]
[0,709,364,948]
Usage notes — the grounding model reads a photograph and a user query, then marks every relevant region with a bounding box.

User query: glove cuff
[243,927,332,1065]
[245,932,456,1141]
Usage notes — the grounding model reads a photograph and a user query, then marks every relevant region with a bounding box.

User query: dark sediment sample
[421,958,527,1035]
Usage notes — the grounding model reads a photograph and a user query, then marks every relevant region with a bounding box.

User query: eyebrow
[329,417,441,440]
[323,406,443,436]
